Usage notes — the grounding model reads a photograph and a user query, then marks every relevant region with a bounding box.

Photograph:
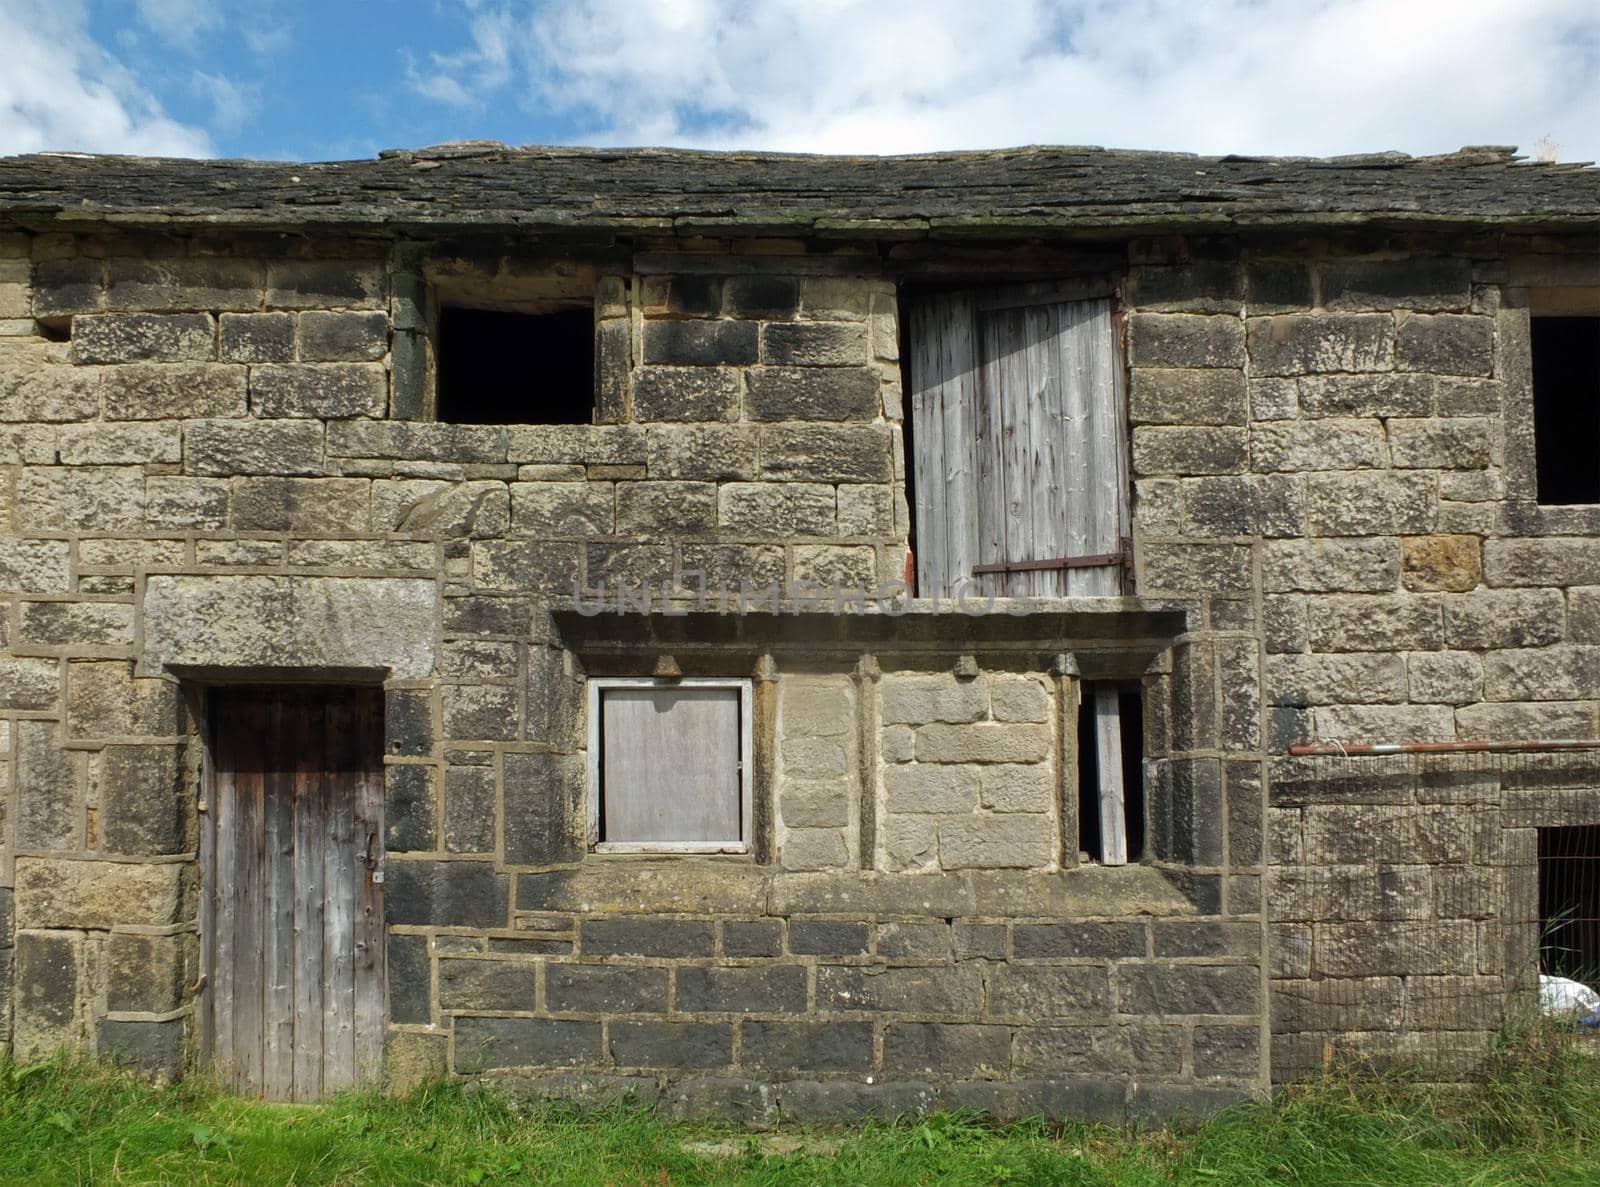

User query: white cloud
[191,71,256,137]
[412,0,1600,161]
[0,0,211,156]
[135,0,224,54]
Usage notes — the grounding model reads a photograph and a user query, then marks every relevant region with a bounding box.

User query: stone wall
[0,219,1594,1112]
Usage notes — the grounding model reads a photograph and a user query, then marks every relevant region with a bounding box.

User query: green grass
[4,1032,1600,1186]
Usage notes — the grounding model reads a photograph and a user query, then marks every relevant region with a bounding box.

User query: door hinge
[971,539,1133,585]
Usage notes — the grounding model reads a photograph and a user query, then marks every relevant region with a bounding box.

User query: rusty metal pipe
[1288,738,1600,756]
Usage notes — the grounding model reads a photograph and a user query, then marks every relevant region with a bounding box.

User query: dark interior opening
[1531,315,1600,505]
[1075,683,1144,862]
[1540,825,1600,984]
[37,316,71,342]
[436,305,594,425]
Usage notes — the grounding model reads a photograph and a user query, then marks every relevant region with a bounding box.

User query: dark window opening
[1075,682,1144,863]
[436,305,594,425]
[1532,315,1600,505]
[1539,825,1600,985]
[36,317,70,342]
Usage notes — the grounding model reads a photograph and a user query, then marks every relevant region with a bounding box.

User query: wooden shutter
[909,288,1127,599]
[597,683,746,850]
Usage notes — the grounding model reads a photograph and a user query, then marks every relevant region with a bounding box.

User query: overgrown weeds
[3,1025,1599,1185]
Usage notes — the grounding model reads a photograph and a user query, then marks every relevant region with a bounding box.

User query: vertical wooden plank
[987,307,1034,599]
[1095,686,1129,866]
[973,304,1008,601]
[351,687,386,1087]
[209,692,237,1089]
[261,692,296,1099]
[322,693,358,1094]
[908,297,948,597]
[1068,298,1125,599]
[292,691,327,1102]
[1024,303,1064,599]
[230,693,266,1096]
[940,295,981,600]
[1054,299,1095,598]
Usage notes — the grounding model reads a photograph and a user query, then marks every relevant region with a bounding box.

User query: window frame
[585,676,754,855]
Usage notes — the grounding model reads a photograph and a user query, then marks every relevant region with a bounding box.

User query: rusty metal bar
[971,539,1132,576]
[1288,738,1600,757]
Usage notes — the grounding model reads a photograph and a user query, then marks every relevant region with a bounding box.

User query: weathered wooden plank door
[203,685,385,1100]
[909,286,1128,600]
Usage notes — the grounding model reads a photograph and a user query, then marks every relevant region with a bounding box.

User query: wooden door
[908,286,1128,600]
[203,685,385,1100]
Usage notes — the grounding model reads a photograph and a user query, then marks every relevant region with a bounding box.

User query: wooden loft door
[202,685,385,1100]
[907,284,1134,863]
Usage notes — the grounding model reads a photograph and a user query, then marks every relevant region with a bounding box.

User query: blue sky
[2,0,1598,162]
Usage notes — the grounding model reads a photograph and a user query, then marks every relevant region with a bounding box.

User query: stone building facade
[0,144,1596,1119]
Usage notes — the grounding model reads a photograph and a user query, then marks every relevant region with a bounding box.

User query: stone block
[939,815,1053,869]
[251,363,387,418]
[615,480,717,535]
[504,481,612,537]
[454,1017,601,1071]
[98,744,188,854]
[387,933,431,1024]
[142,575,437,679]
[106,932,184,1013]
[14,858,182,928]
[373,478,509,538]
[1249,377,1299,419]
[1130,1083,1252,1123]
[1128,314,1244,368]
[545,964,666,1013]
[1128,261,1243,312]
[744,364,882,422]
[67,661,184,738]
[184,418,323,475]
[757,423,895,482]
[220,312,294,362]
[1442,588,1560,648]
[1312,702,1455,742]
[297,310,388,361]
[836,484,895,536]
[1455,701,1595,740]
[1407,651,1483,704]
[442,684,519,742]
[723,276,799,318]
[884,1023,1010,1077]
[443,764,496,853]
[883,815,938,871]
[231,476,372,533]
[1263,538,1399,594]
[676,965,807,1013]
[1245,260,1313,311]
[581,917,714,958]
[1483,645,1600,701]
[880,674,986,724]
[58,422,182,466]
[1115,963,1259,1015]
[722,920,783,958]
[1264,653,1406,706]
[1306,594,1443,651]
[645,424,759,480]
[875,920,951,960]
[0,538,70,593]
[330,419,509,463]
[17,466,145,530]
[641,319,757,366]
[1013,1023,1182,1075]
[505,424,645,466]
[1250,418,1385,472]
[979,764,1054,813]
[1128,368,1247,425]
[1316,921,1476,977]
[1396,314,1494,375]
[384,763,437,853]
[502,751,583,866]
[787,919,870,956]
[385,1031,449,1092]
[107,256,262,311]
[1133,425,1246,475]
[1140,542,1254,594]
[31,256,103,316]
[717,482,834,536]
[1245,314,1394,375]
[761,321,869,365]
[1014,922,1146,959]
[582,542,669,590]
[818,964,982,1014]
[0,364,100,422]
[914,722,1050,764]
[953,923,1007,961]
[0,655,59,709]
[266,260,386,309]
[1180,474,1304,537]
[1484,540,1600,588]
[631,366,740,422]
[103,363,247,419]
[71,313,214,363]
[17,720,78,848]
[740,1020,872,1071]
[1387,418,1491,469]
[1305,472,1434,536]
[779,1080,937,1123]
[986,964,1111,1019]
[611,1021,732,1068]
[1154,922,1258,958]
[1320,258,1471,311]
[780,828,850,870]
[385,860,507,928]
[98,1018,184,1079]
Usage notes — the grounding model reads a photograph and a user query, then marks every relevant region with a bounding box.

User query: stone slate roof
[1,143,1597,238]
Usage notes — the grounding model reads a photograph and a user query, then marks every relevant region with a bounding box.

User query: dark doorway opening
[1531,315,1600,505]
[1540,825,1600,984]
[1075,683,1144,863]
[436,306,595,425]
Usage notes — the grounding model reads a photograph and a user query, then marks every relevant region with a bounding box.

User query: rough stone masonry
[0,143,1596,1120]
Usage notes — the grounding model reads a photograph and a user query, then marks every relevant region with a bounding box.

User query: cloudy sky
[1,0,1596,162]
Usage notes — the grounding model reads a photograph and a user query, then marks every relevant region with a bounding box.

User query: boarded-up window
[587,678,752,853]
[906,283,1135,862]
[907,284,1129,600]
